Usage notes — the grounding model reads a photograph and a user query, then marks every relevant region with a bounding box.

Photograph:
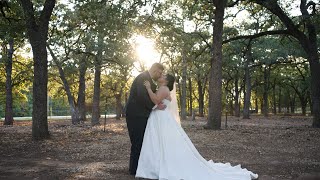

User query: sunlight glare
[134,35,161,70]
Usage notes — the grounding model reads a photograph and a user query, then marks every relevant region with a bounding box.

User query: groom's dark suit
[125,71,157,175]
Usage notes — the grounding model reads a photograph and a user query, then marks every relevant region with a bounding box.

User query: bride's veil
[169,83,180,124]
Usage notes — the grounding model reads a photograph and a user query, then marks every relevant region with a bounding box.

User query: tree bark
[58,63,80,124]
[262,66,270,117]
[284,90,290,113]
[234,77,240,117]
[115,93,122,120]
[19,0,55,140]
[301,98,307,115]
[310,59,320,126]
[243,62,251,119]
[272,80,277,114]
[260,97,264,114]
[197,79,205,117]
[243,43,252,119]
[255,97,258,114]
[309,91,313,115]
[278,87,282,113]
[188,77,193,116]
[206,0,226,129]
[4,38,14,125]
[229,99,234,116]
[77,58,87,122]
[91,61,101,125]
[91,34,103,126]
[47,45,81,124]
[290,95,295,114]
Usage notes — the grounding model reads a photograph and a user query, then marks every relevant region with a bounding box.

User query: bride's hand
[156,102,166,110]
[144,81,151,89]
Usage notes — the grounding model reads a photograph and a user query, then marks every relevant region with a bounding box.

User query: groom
[125,63,165,175]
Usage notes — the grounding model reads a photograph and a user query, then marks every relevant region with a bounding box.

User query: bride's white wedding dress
[136,99,258,180]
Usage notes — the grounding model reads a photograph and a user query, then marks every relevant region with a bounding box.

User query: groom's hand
[156,102,166,110]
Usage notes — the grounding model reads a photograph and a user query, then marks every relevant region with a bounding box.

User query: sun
[134,35,161,69]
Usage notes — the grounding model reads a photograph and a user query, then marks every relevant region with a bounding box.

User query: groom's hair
[166,74,175,91]
[150,63,164,71]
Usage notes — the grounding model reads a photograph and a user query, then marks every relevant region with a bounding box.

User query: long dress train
[136,99,258,180]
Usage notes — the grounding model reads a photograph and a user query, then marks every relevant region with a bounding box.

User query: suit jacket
[125,71,157,118]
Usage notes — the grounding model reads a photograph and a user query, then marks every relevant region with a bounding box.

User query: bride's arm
[144,81,168,105]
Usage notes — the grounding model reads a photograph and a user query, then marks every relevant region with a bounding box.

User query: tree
[206,0,227,129]
[3,38,13,125]
[48,2,101,124]
[248,0,320,127]
[91,32,103,125]
[47,44,89,124]
[222,33,246,118]
[192,47,210,117]
[104,63,132,120]
[243,41,253,119]
[18,0,56,140]
[281,56,310,115]
[0,0,26,125]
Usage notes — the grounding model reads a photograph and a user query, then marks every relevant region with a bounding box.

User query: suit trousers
[126,116,148,175]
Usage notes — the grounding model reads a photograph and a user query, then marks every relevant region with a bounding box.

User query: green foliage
[0,1,25,38]
[1,0,316,118]
[0,54,33,117]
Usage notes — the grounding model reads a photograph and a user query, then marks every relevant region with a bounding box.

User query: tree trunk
[58,64,79,124]
[308,91,313,115]
[285,90,291,113]
[292,84,309,116]
[234,77,240,117]
[47,45,80,124]
[229,99,234,116]
[115,93,122,120]
[309,58,320,127]
[32,39,50,140]
[301,98,307,115]
[4,39,14,125]
[91,63,101,125]
[290,95,295,114]
[278,87,282,113]
[19,0,55,140]
[255,97,258,114]
[206,0,225,129]
[180,50,187,120]
[77,58,87,122]
[123,92,128,117]
[243,66,251,119]
[262,66,269,117]
[255,78,259,113]
[243,43,252,119]
[91,34,103,126]
[260,97,264,114]
[272,81,277,114]
[197,80,205,117]
[188,77,193,116]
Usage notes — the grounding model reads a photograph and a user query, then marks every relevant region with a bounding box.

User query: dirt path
[0,115,319,180]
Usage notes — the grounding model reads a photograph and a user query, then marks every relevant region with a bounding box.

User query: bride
[136,74,258,180]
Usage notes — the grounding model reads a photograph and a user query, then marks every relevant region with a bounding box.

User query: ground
[0,115,319,180]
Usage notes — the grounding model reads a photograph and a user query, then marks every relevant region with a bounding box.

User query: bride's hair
[166,74,175,91]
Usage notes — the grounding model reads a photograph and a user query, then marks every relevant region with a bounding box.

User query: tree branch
[223,30,291,44]
[39,0,55,32]
[18,0,37,31]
